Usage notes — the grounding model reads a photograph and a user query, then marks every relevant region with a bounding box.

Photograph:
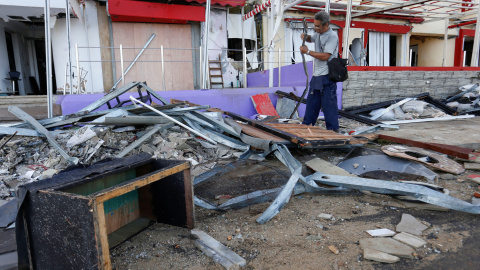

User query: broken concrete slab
[363,248,400,263]
[366,228,396,237]
[396,214,428,236]
[305,158,355,177]
[359,238,414,258]
[393,232,427,248]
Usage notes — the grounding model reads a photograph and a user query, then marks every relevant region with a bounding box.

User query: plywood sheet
[251,93,279,116]
[112,22,194,91]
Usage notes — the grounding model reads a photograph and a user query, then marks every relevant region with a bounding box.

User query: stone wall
[342,70,480,108]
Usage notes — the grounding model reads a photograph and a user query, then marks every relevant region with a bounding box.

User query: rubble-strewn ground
[2,116,480,269]
[109,118,480,270]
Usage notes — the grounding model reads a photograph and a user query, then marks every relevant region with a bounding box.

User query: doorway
[34,39,57,95]
[409,45,418,66]
[5,32,16,71]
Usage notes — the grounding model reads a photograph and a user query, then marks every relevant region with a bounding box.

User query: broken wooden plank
[381,145,465,174]
[464,163,480,170]
[377,134,474,160]
[235,122,288,142]
[251,93,279,116]
[381,115,474,125]
[223,111,367,148]
[305,158,355,176]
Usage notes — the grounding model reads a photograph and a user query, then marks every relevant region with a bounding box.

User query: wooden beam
[352,0,433,18]
[95,202,112,270]
[94,163,190,203]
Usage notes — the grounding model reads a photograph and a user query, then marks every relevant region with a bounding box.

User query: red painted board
[251,93,279,117]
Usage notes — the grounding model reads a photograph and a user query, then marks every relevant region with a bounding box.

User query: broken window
[226,13,259,70]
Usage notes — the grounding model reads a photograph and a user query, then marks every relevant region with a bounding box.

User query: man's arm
[300,33,312,43]
[299,46,331,61]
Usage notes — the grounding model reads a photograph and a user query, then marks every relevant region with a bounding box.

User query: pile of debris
[446,83,480,114]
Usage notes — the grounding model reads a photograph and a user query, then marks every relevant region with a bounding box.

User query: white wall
[0,26,10,93]
[51,1,104,93]
[203,8,244,88]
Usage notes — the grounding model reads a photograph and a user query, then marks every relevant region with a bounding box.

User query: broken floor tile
[366,228,396,237]
[393,232,427,248]
[363,248,400,263]
[396,214,428,236]
[359,238,414,258]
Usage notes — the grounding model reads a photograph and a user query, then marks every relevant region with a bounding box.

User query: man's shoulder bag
[327,56,348,83]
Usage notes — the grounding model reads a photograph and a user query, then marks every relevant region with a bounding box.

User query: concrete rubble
[396,214,429,236]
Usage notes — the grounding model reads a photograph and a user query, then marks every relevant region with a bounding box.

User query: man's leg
[302,89,322,126]
[320,82,339,130]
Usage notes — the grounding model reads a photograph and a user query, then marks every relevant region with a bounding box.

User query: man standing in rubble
[299,11,339,132]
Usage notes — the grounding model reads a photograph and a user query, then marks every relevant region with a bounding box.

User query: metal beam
[129,95,217,144]
[352,0,432,18]
[421,9,477,24]
[112,34,156,90]
[311,172,480,214]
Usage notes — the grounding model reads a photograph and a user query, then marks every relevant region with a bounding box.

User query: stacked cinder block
[342,70,478,108]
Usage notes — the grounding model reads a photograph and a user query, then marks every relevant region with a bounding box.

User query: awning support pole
[443,18,449,67]
[203,0,211,89]
[268,5,274,87]
[470,5,480,67]
[65,0,73,95]
[45,0,53,117]
[342,0,353,59]
[242,6,247,88]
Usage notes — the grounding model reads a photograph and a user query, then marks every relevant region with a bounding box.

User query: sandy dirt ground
[110,118,480,270]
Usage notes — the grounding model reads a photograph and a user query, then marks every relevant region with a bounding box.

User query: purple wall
[55,87,307,118]
[247,62,343,110]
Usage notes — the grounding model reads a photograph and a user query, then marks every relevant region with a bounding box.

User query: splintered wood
[264,123,369,147]
[236,122,288,143]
